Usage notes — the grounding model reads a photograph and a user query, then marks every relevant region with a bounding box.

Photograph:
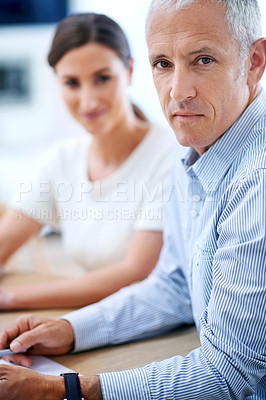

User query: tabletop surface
[1,237,201,376]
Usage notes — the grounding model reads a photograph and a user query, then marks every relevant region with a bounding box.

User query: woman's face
[55,42,133,136]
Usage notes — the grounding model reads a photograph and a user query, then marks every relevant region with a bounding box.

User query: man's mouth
[172,111,204,119]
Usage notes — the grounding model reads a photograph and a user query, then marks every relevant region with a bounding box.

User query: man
[0,0,265,398]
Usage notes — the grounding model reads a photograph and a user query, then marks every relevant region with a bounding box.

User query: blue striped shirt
[64,89,266,399]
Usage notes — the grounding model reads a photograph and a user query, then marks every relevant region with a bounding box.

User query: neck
[91,108,149,165]
[88,107,150,181]
[247,84,261,108]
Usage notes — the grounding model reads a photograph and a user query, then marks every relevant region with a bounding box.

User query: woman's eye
[197,57,213,65]
[96,75,111,84]
[154,60,170,69]
[65,79,79,88]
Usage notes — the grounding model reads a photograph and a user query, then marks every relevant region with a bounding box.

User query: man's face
[147,1,253,155]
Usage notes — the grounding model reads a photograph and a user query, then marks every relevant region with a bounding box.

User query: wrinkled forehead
[146,2,235,56]
[146,0,224,28]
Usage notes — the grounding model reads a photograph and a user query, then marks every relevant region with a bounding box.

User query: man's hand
[0,364,65,400]
[0,314,74,366]
[0,315,104,399]
[0,364,103,400]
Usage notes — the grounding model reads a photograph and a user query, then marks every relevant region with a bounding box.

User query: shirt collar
[182,89,266,195]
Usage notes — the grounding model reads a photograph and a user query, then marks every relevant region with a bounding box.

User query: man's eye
[154,60,170,69]
[197,57,213,65]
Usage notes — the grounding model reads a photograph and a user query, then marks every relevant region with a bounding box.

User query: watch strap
[60,372,82,400]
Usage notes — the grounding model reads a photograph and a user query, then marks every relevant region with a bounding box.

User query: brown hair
[48,13,131,68]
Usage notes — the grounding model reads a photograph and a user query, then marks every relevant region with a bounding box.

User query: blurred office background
[0,0,265,206]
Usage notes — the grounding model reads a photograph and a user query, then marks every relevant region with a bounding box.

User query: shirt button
[191,209,198,217]
[193,195,201,202]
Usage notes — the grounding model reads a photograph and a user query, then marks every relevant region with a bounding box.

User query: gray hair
[147,0,262,74]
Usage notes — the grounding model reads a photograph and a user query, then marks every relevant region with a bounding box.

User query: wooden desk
[0,272,201,376]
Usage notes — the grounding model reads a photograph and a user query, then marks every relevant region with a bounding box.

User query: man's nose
[170,67,196,103]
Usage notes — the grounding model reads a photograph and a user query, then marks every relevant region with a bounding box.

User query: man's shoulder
[232,123,266,184]
[242,122,266,168]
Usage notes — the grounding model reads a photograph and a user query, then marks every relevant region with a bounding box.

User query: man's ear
[247,38,266,86]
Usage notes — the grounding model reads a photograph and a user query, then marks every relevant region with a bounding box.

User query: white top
[13,124,176,270]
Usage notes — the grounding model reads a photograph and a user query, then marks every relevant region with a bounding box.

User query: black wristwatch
[60,372,82,400]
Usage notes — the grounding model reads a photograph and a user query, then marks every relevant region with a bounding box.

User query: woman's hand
[0,314,74,367]
[0,286,17,310]
[0,364,65,400]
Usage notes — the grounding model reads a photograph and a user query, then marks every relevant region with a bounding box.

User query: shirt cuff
[61,305,109,352]
[99,367,151,400]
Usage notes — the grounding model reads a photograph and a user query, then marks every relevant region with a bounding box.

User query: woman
[0,13,175,309]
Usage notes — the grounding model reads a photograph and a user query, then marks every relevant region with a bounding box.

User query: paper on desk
[0,355,75,375]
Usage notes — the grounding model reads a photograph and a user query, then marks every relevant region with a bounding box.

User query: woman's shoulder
[44,134,91,165]
[139,123,187,171]
[147,123,176,148]
[141,123,182,162]
[33,135,91,181]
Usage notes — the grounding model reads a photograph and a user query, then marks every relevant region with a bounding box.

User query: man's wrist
[43,375,66,400]
[79,375,103,400]
[38,373,103,400]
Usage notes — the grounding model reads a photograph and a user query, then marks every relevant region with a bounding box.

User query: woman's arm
[0,209,42,268]
[0,230,163,309]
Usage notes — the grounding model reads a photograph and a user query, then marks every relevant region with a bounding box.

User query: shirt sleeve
[62,161,193,348]
[62,266,193,348]
[63,166,266,399]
